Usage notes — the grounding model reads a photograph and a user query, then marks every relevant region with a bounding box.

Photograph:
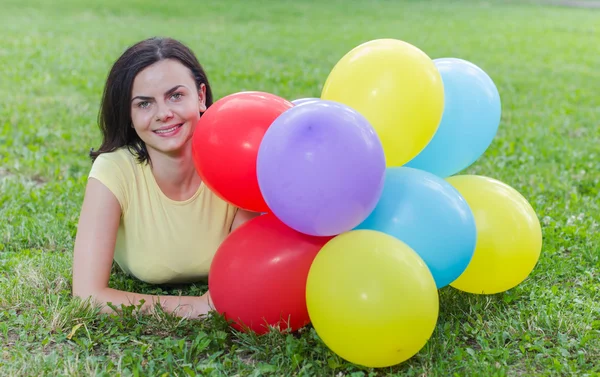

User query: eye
[137,101,150,109]
[171,92,183,101]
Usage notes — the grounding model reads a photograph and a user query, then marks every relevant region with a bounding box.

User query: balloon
[405,58,501,177]
[306,230,439,368]
[291,97,320,106]
[256,100,386,236]
[209,213,332,334]
[355,167,476,288]
[321,38,444,167]
[192,91,293,212]
[445,175,542,294]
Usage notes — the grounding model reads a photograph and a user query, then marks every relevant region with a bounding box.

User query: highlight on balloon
[190,37,543,369]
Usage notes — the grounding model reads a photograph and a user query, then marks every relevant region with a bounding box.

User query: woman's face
[130,58,206,157]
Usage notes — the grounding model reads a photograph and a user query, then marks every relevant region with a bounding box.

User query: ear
[198,84,207,113]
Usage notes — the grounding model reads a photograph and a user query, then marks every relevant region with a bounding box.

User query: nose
[155,102,174,122]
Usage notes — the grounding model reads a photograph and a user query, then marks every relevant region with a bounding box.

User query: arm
[230,208,261,232]
[72,178,212,318]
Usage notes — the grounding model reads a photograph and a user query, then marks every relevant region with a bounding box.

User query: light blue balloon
[405,58,501,177]
[355,167,476,288]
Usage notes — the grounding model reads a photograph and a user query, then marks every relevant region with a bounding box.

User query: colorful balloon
[257,100,386,236]
[209,214,332,334]
[355,167,476,288]
[306,230,439,368]
[291,97,320,106]
[405,58,501,177]
[446,175,543,294]
[192,91,293,212]
[321,38,444,167]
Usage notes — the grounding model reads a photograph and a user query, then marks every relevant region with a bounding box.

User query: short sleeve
[88,152,130,213]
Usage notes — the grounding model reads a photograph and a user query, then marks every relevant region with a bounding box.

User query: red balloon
[192,91,293,212]
[208,213,333,334]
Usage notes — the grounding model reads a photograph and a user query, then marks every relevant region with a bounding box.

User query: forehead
[131,59,195,94]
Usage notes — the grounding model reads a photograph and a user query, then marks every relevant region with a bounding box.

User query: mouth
[153,123,184,136]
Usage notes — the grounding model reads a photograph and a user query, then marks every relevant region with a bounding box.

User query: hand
[204,290,215,311]
[192,291,215,319]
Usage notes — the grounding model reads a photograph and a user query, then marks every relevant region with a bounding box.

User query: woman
[72,37,258,318]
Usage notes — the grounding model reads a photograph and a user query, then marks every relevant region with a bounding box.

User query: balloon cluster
[192,38,543,368]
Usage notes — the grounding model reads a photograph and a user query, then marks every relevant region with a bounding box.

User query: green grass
[1,0,599,375]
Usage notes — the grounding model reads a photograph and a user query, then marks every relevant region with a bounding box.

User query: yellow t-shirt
[88,147,238,285]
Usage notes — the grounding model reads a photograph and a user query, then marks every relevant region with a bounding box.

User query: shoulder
[89,147,145,180]
[88,147,142,212]
[91,147,138,169]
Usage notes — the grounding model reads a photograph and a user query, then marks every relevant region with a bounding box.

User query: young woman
[72,37,258,319]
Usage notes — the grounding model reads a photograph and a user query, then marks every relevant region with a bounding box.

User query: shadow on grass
[107,262,209,297]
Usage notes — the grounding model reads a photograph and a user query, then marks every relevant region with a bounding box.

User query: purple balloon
[291,97,320,106]
[257,100,386,236]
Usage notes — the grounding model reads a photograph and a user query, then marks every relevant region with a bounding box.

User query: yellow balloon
[321,39,444,167]
[446,175,543,294]
[305,230,439,368]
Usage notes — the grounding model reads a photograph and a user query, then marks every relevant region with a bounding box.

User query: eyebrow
[131,85,185,103]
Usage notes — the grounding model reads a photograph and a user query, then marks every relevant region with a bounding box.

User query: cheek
[180,102,202,123]
[131,109,154,130]
[183,104,200,120]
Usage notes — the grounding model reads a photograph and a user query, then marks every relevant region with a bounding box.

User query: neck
[147,143,201,201]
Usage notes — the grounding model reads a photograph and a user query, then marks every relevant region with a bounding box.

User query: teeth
[155,124,181,134]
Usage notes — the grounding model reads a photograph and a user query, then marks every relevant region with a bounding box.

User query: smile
[154,123,184,135]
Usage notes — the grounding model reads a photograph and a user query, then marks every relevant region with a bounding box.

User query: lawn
[1,0,599,375]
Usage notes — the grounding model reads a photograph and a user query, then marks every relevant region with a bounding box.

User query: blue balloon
[355,167,476,288]
[291,97,321,106]
[405,58,501,177]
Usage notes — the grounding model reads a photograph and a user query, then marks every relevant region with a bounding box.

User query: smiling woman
[72,37,259,319]
[129,60,207,161]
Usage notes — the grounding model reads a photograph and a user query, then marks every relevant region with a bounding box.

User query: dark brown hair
[90,37,213,164]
